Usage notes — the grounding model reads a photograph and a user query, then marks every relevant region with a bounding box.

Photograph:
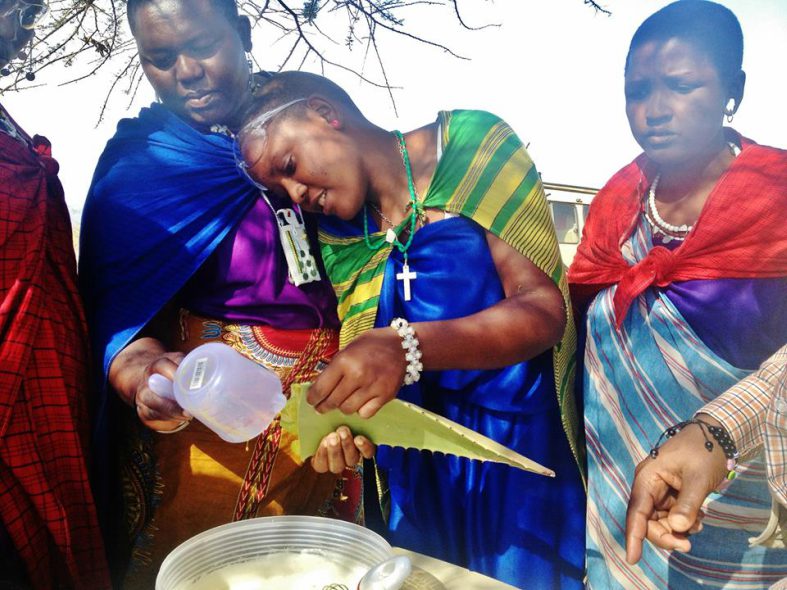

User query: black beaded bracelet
[704,422,739,460]
[649,418,739,461]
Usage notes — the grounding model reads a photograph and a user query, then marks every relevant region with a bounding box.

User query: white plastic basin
[156,515,394,590]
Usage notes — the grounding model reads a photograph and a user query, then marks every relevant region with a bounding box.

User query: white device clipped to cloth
[273,206,321,286]
[233,144,321,287]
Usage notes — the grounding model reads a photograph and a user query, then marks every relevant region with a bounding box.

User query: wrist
[650,417,737,487]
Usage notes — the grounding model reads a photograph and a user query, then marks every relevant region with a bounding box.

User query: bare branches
[447,0,496,31]
[1,0,130,92]
[584,0,611,16]
[0,0,610,118]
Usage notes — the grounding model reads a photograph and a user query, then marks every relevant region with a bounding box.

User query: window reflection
[550,202,580,244]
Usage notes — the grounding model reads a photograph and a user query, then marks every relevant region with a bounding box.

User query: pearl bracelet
[390,317,423,386]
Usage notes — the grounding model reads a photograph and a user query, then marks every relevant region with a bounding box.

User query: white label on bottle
[189,357,208,390]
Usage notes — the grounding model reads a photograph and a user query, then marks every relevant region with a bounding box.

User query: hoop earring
[724,98,736,123]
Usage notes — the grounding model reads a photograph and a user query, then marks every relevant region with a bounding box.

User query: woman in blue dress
[236,71,586,589]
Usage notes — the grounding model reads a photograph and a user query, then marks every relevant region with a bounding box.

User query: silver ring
[155,420,191,435]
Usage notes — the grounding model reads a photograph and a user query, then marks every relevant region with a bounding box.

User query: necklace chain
[363,130,422,256]
[368,202,396,228]
[646,141,740,241]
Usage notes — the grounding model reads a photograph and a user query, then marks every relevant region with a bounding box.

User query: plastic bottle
[148,342,286,443]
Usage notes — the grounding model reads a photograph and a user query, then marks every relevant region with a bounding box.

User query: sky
[2,0,786,218]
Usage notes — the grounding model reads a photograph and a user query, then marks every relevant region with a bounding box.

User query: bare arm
[307,230,566,418]
[413,231,565,370]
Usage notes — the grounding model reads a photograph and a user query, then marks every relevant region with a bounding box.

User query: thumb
[667,477,710,533]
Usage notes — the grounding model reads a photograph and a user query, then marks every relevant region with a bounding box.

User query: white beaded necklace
[646,141,741,242]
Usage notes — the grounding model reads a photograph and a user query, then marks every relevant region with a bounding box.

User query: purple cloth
[653,235,786,370]
[664,277,786,370]
[181,197,340,329]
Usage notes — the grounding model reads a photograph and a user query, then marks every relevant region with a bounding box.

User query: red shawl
[0,110,110,589]
[568,136,787,327]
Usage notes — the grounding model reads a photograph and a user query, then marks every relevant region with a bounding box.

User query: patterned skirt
[120,310,363,589]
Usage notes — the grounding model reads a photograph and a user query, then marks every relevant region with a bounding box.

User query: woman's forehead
[132,0,226,36]
[242,131,284,175]
[242,131,270,162]
[627,38,717,77]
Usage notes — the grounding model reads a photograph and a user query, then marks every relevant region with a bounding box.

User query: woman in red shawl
[0,3,110,588]
[568,1,787,588]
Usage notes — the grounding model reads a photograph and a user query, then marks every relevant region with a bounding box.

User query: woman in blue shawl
[79,0,361,586]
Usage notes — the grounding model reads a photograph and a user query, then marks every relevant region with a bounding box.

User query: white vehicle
[543,182,597,267]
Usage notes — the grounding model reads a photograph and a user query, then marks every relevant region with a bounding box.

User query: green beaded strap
[363,130,421,255]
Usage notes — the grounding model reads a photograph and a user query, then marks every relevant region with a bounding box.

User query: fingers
[645,518,692,554]
[135,391,188,422]
[625,481,656,565]
[137,354,190,427]
[312,431,353,474]
[311,432,344,474]
[147,353,183,381]
[310,372,390,418]
[357,396,386,419]
[315,376,360,415]
[308,329,403,416]
[354,435,376,459]
[688,512,704,535]
[307,365,344,410]
[310,427,373,474]
[136,375,190,420]
[337,426,362,465]
[668,479,712,534]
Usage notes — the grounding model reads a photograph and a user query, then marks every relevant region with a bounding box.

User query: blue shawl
[79,102,257,413]
[79,104,259,548]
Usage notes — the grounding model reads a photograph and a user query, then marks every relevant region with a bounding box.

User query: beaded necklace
[646,141,741,243]
[362,130,423,300]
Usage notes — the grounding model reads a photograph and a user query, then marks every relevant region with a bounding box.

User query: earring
[329,119,340,129]
[724,98,736,123]
[25,39,35,81]
[246,53,261,94]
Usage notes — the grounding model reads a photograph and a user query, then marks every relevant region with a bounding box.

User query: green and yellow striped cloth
[318,109,584,475]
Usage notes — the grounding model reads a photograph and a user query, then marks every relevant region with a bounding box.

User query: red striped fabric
[0,106,110,589]
[568,135,787,327]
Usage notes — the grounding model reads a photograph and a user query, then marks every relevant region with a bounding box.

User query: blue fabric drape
[321,212,585,589]
[79,105,257,532]
[80,103,256,381]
